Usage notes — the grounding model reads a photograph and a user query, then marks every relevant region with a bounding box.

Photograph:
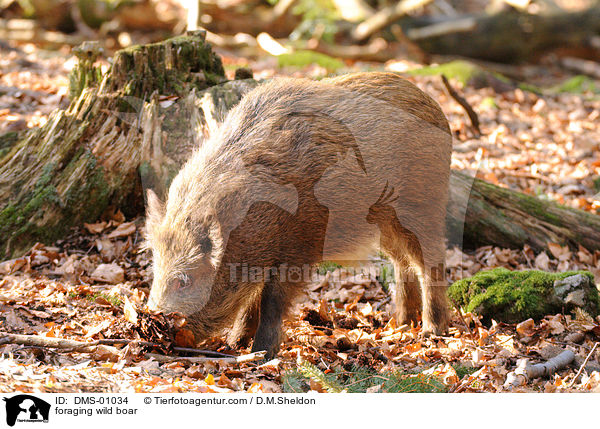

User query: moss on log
[448,268,599,323]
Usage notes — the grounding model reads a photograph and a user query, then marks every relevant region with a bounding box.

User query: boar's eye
[200,237,212,254]
[170,273,191,290]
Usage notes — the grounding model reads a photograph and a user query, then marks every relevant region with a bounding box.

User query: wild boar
[145,72,452,358]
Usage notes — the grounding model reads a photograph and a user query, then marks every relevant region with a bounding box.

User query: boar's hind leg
[391,258,422,326]
[413,233,449,336]
[251,277,285,359]
[384,224,449,335]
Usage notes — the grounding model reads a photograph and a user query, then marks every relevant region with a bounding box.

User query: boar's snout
[146,294,160,312]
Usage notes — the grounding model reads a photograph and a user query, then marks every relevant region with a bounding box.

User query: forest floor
[0,40,599,393]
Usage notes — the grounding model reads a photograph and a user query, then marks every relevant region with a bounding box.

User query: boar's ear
[145,189,165,233]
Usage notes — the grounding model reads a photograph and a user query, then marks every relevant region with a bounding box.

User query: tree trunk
[405,7,600,62]
[1,34,600,259]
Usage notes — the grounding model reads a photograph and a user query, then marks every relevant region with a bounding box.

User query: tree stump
[0,31,231,258]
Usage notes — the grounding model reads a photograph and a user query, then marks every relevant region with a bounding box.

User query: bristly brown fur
[145,72,452,358]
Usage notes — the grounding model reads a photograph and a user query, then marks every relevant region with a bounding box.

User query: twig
[103,339,234,358]
[440,75,481,136]
[312,38,395,62]
[145,351,266,364]
[500,170,551,183]
[568,342,599,388]
[0,18,84,47]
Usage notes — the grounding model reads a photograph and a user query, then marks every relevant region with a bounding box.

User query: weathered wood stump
[0,31,233,258]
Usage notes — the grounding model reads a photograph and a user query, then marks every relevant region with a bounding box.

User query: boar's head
[144,185,225,338]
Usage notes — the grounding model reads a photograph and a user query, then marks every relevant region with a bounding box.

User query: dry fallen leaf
[174,328,196,348]
[546,315,566,335]
[516,318,535,336]
[123,296,138,324]
[548,242,571,261]
[535,252,550,270]
[107,222,136,239]
[84,221,107,234]
[91,263,125,284]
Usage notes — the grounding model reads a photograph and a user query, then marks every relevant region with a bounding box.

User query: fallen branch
[405,7,600,62]
[568,342,599,388]
[205,30,257,50]
[0,332,233,358]
[352,0,434,42]
[504,349,575,390]
[441,75,481,136]
[560,57,600,80]
[0,332,99,352]
[145,351,266,364]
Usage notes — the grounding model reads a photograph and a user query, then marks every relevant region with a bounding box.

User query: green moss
[0,131,20,150]
[0,148,112,257]
[63,150,111,221]
[405,60,483,85]
[518,82,543,94]
[448,268,599,323]
[139,161,159,193]
[480,97,498,110]
[68,290,123,307]
[550,75,598,94]
[278,50,344,71]
[0,178,63,257]
[593,177,600,193]
[110,33,225,98]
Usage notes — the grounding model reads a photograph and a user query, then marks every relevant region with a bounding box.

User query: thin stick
[568,342,599,388]
[98,339,233,358]
[145,351,266,364]
[440,75,481,136]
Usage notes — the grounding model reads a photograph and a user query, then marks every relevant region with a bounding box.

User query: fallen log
[447,171,600,252]
[405,7,600,62]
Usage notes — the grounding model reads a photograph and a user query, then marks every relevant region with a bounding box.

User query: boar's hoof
[251,340,280,361]
[421,320,448,338]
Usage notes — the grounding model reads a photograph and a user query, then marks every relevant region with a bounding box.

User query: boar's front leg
[227,298,260,348]
[251,276,285,359]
